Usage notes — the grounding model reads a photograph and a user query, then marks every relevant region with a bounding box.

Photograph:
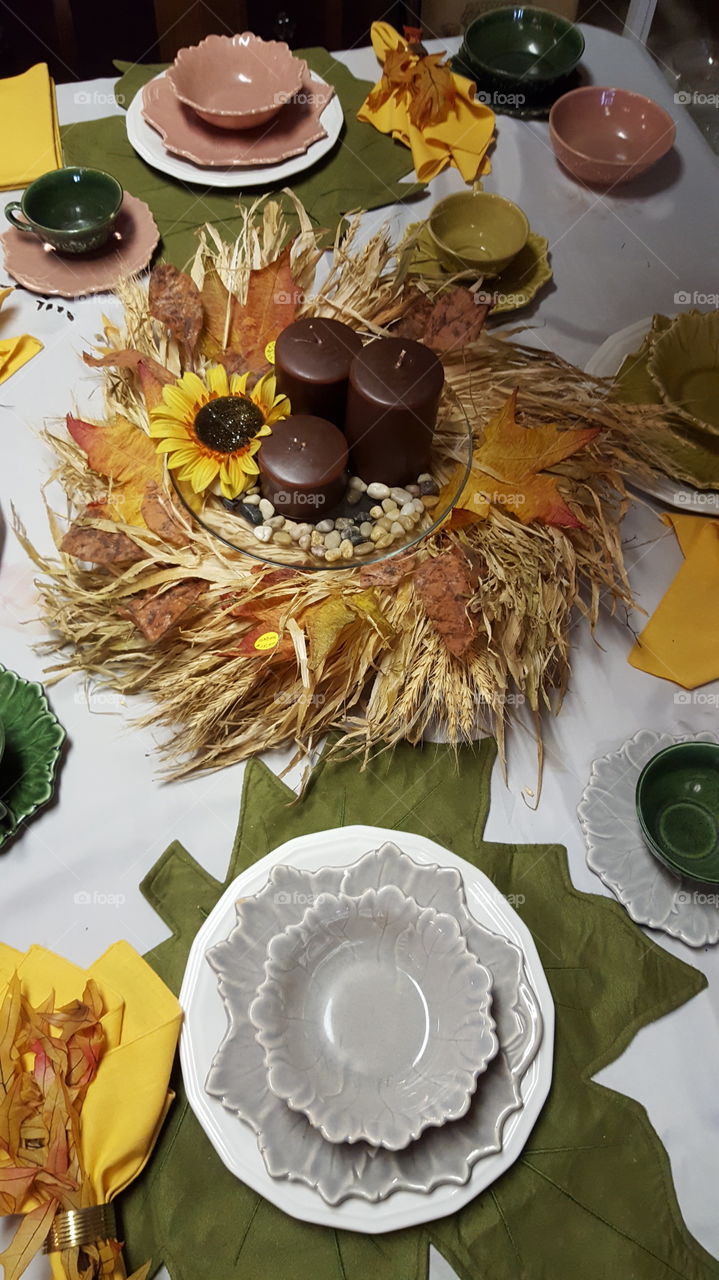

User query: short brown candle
[275,318,364,427]
[344,338,444,486]
[258,415,348,520]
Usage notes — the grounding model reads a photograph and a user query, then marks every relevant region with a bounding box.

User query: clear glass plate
[172,410,473,571]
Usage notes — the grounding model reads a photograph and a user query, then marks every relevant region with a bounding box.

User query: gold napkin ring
[43,1204,117,1252]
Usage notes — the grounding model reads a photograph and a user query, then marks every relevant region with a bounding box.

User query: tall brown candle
[258,415,348,520]
[275,318,364,427]
[344,338,444,486]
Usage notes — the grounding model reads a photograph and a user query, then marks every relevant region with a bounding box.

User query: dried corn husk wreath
[17,196,682,779]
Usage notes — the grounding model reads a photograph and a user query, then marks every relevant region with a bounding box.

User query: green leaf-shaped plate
[647,309,719,433]
[0,665,66,848]
[401,221,552,315]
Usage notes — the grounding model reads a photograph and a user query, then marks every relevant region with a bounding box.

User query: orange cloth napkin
[628,512,719,688]
[357,22,495,182]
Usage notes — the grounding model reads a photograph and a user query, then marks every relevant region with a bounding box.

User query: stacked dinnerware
[180,832,554,1230]
[126,32,342,186]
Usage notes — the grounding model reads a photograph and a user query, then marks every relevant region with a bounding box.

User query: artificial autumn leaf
[359,552,417,587]
[141,483,189,548]
[148,263,203,354]
[123,579,207,643]
[60,524,144,566]
[303,591,391,671]
[127,1265,152,1280]
[83,349,175,413]
[413,546,477,657]
[396,286,491,354]
[440,390,600,530]
[0,1198,58,1280]
[367,48,457,130]
[200,249,301,373]
[67,414,163,528]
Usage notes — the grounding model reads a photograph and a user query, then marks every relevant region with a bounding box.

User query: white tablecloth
[1,25,718,1278]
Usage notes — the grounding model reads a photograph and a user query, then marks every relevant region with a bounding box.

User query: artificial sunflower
[149,364,290,499]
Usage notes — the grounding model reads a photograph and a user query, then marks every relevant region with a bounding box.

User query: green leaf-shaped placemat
[0,665,65,846]
[60,50,425,271]
[120,740,719,1280]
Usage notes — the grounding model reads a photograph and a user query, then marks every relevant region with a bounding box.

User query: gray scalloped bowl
[0,665,65,847]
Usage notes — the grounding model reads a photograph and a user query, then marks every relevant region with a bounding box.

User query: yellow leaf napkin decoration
[357,22,495,183]
[0,288,43,382]
[629,512,719,689]
[0,62,62,190]
[0,941,182,1280]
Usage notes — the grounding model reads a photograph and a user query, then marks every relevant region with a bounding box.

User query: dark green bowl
[462,5,585,86]
[636,741,719,885]
[5,166,123,255]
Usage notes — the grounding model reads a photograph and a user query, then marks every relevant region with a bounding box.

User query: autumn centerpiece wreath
[20,198,677,777]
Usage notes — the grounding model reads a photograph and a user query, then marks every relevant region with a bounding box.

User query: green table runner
[120,740,719,1280]
[60,51,425,270]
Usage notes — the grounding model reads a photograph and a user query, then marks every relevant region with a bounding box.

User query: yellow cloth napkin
[357,23,495,182]
[0,62,62,190]
[0,940,182,1279]
[628,512,719,688]
[0,286,43,381]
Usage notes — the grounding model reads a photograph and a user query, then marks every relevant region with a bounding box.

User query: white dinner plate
[126,72,344,189]
[585,317,719,513]
[179,824,554,1233]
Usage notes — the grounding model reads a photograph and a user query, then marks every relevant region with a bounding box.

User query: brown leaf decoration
[148,264,203,354]
[358,552,417,587]
[123,580,207,643]
[396,286,490,353]
[366,48,457,130]
[66,414,163,529]
[140,483,189,548]
[82,348,173,385]
[0,1198,58,1280]
[200,249,301,372]
[413,546,478,657]
[60,525,144,566]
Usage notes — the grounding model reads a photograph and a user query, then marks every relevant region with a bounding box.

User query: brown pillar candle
[258,415,348,521]
[344,338,444,486]
[274,318,364,427]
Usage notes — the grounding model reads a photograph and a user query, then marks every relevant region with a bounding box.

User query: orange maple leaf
[442,390,600,530]
[199,248,302,372]
[67,414,163,528]
[366,48,456,129]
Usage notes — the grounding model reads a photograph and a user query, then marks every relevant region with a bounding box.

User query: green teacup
[427,191,529,278]
[5,167,123,255]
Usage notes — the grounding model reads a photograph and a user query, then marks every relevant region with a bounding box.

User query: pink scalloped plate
[141,73,334,168]
[1,193,159,297]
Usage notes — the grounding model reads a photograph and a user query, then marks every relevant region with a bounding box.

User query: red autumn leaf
[358,552,417,587]
[140,482,189,548]
[122,580,207,643]
[413,545,478,657]
[396,286,490,353]
[148,263,203,353]
[67,414,163,528]
[200,249,301,372]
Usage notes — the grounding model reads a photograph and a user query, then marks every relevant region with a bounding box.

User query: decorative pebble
[298,534,311,551]
[259,498,275,520]
[254,525,272,543]
[325,530,341,549]
[406,484,420,496]
[417,473,433,483]
[273,531,292,546]
[226,499,263,526]
[267,515,285,529]
[370,526,384,543]
[411,498,425,514]
[295,523,311,538]
[311,545,326,559]
[381,498,399,514]
[355,541,374,555]
[325,547,342,563]
[390,487,412,505]
[340,539,354,559]
[369,505,384,520]
[310,531,325,547]
[360,522,373,538]
[367,481,390,500]
[335,517,353,530]
[375,531,394,549]
[347,489,363,505]
[400,502,416,517]
[348,476,367,492]
[243,493,261,505]
[390,521,405,535]
[399,514,415,532]
[376,516,393,532]
[316,518,335,533]
[419,478,440,496]
[422,495,440,509]
[347,526,366,545]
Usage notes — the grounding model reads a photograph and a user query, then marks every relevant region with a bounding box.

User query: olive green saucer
[636,741,719,885]
[403,221,552,316]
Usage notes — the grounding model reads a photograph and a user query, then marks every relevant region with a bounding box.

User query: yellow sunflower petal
[266,397,290,424]
[178,370,209,404]
[220,457,248,497]
[187,455,220,492]
[164,445,202,466]
[229,371,251,397]
[161,384,197,419]
[206,364,230,397]
[239,451,260,475]
[256,423,273,437]
[250,371,275,412]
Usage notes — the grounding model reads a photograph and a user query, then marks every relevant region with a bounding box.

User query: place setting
[126,32,343,187]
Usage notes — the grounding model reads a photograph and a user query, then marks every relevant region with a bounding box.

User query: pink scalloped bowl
[167,32,306,130]
[549,86,676,186]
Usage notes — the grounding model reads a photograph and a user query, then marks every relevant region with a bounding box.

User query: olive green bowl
[461,5,585,87]
[5,166,123,255]
[636,741,719,884]
[427,191,529,277]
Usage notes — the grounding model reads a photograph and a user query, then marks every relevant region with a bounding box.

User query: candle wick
[394,349,408,369]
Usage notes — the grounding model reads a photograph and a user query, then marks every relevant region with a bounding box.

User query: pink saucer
[1,192,159,297]
[141,74,334,168]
